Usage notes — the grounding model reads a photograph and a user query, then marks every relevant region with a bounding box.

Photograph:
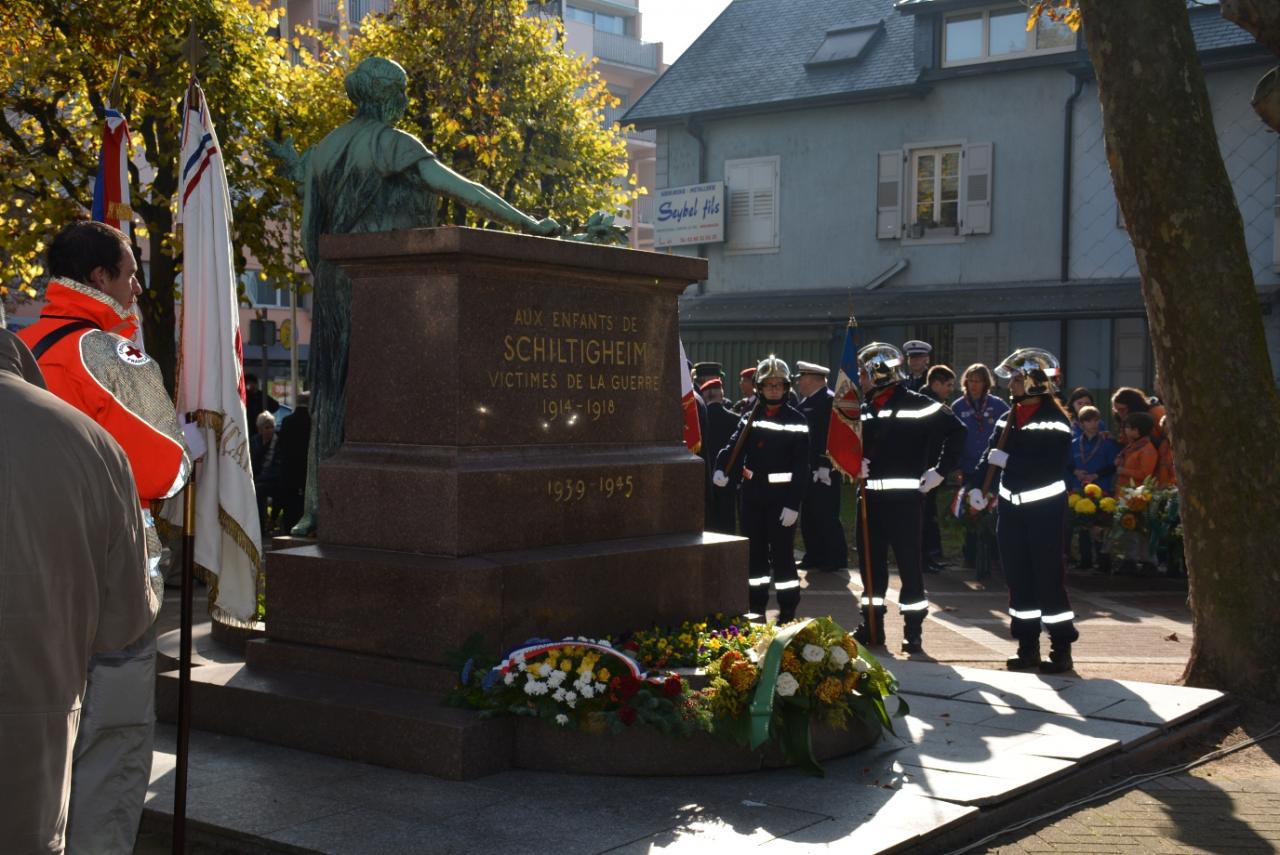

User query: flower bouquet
[624,614,771,670]
[450,616,907,775]
[1067,482,1114,526]
[455,636,703,737]
[702,617,905,775]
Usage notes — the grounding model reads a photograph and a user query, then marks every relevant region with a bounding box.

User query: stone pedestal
[159,228,763,779]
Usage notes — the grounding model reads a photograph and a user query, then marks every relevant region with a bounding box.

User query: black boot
[1039,643,1074,674]
[1006,640,1041,670]
[901,616,924,654]
[853,608,886,646]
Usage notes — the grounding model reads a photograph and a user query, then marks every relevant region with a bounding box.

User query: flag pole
[173,474,196,853]
[846,313,877,646]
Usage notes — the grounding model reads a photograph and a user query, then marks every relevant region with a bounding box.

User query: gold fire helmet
[754,355,791,387]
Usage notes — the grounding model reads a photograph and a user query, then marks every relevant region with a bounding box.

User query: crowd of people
[694,337,1178,674]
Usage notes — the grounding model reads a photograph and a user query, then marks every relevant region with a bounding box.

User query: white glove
[918,468,944,493]
[712,470,729,488]
[779,507,799,527]
[987,448,1009,469]
[814,466,832,486]
[182,420,207,461]
[967,488,988,511]
[859,458,871,479]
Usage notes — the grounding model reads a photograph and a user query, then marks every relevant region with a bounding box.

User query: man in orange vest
[19,220,192,855]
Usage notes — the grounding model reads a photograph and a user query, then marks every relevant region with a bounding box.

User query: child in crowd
[1113,411,1159,575]
[1114,411,1158,490]
[1066,387,1106,438]
[1068,406,1118,570]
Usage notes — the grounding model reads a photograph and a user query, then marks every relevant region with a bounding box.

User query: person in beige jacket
[0,329,156,854]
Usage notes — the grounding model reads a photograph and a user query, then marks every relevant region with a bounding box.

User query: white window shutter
[876,150,903,239]
[961,142,992,235]
[726,158,778,250]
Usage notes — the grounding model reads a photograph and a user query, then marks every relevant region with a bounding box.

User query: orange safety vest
[18,278,189,505]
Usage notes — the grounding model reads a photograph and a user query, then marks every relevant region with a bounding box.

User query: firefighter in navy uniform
[968,348,1078,673]
[856,342,966,653]
[700,376,741,534]
[713,356,810,621]
[794,361,848,572]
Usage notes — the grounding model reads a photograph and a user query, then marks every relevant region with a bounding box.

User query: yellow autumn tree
[330,0,634,229]
[0,0,343,387]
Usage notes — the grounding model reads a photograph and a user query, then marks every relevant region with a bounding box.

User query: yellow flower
[1099,497,1117,514]
[1067,493,1081,508]
[780,649,801,674]
[709,638,722,650]
[560,659,573,672]
[597,667,611,682]
[816,677,844,704]
[1075,498,1097,515]
[1083,483,1103,499]
[729,661,756,692]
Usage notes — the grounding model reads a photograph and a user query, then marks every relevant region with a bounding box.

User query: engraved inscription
[491,306,660,424]
[546,475,636,503]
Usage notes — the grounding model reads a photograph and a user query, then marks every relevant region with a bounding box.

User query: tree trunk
[1077,0,1280,702]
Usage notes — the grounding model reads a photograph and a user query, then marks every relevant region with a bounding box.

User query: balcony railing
[632,196,654,225]
[592,30,659,70]
[318,0,391,27]
[603,105,657,143]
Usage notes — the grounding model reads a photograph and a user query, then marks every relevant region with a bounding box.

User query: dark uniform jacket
[860,385,966,500]
[797,387,835,473]
[971,398,1073,499]
[705,402,740,470]
[715,401,810,510]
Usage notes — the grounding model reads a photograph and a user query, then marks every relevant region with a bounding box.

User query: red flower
[618,706,637,726]
[623,640,640,652]
[616,674,641,702]
[662,676,683,698]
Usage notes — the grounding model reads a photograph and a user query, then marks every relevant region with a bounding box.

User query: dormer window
[942,5,1075,67]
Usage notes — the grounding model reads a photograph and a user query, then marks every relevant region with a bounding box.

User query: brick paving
[790,557,1280,855]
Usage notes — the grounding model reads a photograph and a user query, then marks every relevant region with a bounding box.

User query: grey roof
[625,0,1260,126]
[678,280,1147,327]
[624,0,919,125]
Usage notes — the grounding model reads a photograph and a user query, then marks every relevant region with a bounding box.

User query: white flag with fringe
[166,80,261,624]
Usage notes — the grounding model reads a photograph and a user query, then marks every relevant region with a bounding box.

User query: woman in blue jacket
[951,364,1009,574]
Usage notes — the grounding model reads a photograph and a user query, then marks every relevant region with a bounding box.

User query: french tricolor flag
[679,339,702,454]
[92,107,133,238]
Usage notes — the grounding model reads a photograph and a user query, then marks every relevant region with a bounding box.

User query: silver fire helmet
[994,347,1061,396]
[857,342,907,389]
[754,355,791,387]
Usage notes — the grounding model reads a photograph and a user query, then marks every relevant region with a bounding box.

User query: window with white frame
[242,270,291,308]
[943,6,1075,67]
[725,156,779,253]
[876,142,992,240]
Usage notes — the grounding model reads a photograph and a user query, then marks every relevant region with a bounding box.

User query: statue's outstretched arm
[266,136,308,187]
[417,158,561,236]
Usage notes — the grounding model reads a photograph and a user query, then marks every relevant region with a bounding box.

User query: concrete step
[155,662,514,781]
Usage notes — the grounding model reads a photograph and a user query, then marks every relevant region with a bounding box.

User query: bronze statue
[268,57,561,535]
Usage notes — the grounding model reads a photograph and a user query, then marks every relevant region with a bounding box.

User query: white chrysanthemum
[503,672,516,686]
[829,646,850,667]
[524,678,548,696]
[594,682,606,694]
[801,644,826,663]
[555,714,569,726]
[580,685,595,699]
[514,652,526,664]
[853,658,871,673]
[553,688,566,702]
[776,672,800,697]
[538,662,555,678]
[565,691,578,708]
[547,669,568,688]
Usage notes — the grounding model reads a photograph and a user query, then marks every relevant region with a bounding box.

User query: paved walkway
[134,560,1272,854]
